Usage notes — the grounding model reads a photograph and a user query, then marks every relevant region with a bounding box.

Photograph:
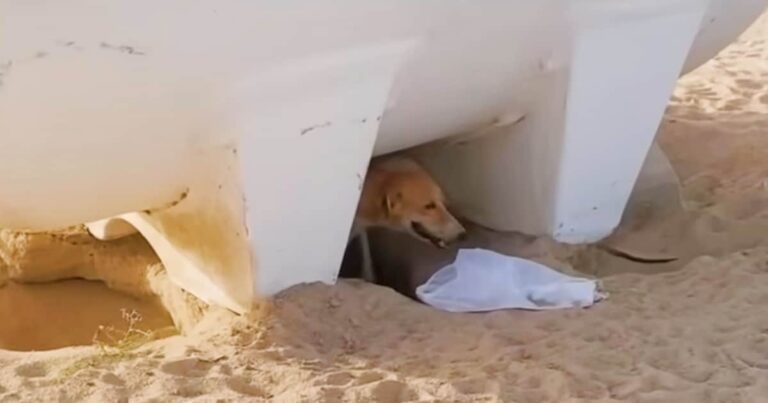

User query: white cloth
[416,248,605,313]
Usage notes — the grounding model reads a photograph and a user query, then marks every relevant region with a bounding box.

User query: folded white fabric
[416,248,606,313]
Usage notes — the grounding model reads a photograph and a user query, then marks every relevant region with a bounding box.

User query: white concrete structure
[1,0,765,313]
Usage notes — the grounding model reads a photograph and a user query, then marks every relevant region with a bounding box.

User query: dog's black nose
[457,231,468,241]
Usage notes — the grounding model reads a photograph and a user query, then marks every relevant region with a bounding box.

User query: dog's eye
[424,202,437,210]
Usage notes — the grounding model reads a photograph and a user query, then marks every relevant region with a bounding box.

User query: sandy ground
[2,11,768,403]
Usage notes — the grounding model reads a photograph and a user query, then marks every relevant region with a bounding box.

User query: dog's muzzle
[411,221,447,248]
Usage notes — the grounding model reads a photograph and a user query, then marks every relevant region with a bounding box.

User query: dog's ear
[382,195,391,217]
[383,192,402,216]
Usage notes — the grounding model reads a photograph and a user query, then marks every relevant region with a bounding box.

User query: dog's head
[381,169,466,248]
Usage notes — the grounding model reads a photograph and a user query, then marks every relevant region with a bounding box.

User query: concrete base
[414,3,708,244]
[2,0,765,313]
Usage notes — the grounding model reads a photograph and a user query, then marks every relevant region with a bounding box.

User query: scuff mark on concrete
[0,60,13,88]
[300,121,332,136]
[57,40,83,51]
[100,42,146,56]
[143,188,191,215]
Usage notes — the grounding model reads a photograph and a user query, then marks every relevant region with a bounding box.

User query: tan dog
[350,156,466,282]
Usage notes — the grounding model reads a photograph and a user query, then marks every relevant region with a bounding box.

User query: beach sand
[1,11,768,403]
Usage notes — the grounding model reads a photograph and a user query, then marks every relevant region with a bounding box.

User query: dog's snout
[457,230,468,241]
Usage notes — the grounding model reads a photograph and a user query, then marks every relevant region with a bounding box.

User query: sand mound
[1,10,767,403]
[3,246,768,401]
